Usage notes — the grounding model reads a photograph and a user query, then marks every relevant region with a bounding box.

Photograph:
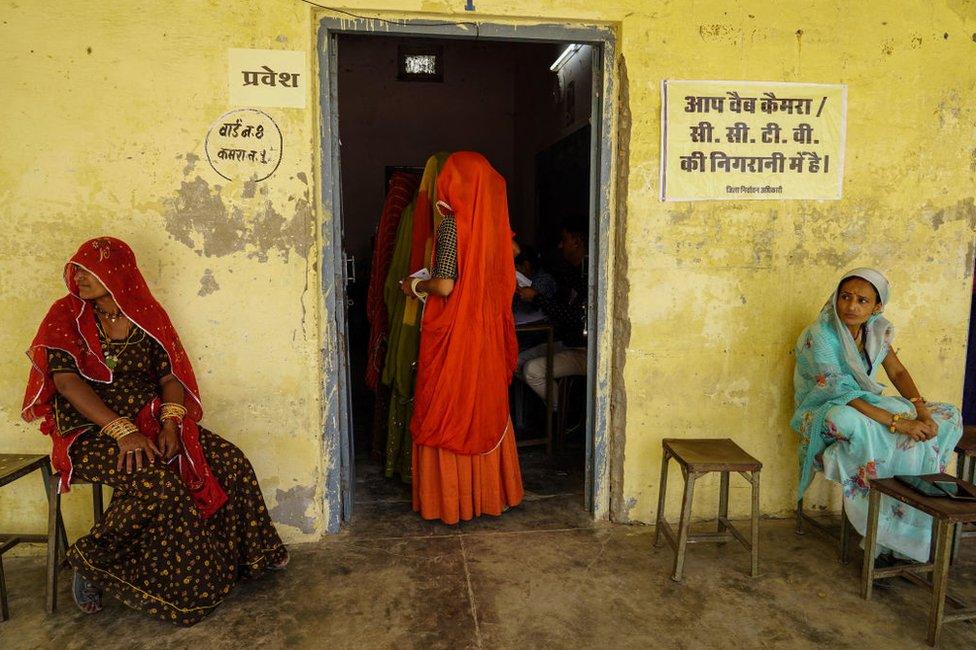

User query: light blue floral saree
[792,268,962,561]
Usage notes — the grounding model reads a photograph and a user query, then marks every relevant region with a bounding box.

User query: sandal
[268,550,289,571]
[72,569,103,614]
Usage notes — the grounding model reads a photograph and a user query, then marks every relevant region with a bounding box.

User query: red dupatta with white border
[22,237,227,517]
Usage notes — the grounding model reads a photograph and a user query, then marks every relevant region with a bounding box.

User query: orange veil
[409,152,518,455]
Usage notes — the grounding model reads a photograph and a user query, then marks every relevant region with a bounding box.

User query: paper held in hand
[409,268,432,281]
[515,270,533,288]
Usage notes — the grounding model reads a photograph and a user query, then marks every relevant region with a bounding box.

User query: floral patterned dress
[793,306,962,562]
[820,396,961,561]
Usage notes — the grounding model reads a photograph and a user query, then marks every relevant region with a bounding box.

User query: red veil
[409,152,518,455]
[365,171,420,392]
[22,237,227,517]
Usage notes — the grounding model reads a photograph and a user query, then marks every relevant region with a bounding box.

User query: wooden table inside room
[514,321,555,455]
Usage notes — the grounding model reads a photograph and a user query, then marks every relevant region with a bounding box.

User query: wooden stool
[952,425,976,559]
[0,454,105,620]
[46,472,104,614]
[862,474,976,646]
[653,438,762,581]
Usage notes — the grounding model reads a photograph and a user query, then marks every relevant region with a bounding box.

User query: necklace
[93,302,126,324]
[96,319,139,370]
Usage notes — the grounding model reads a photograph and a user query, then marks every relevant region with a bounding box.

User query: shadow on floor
[5,455,976,648]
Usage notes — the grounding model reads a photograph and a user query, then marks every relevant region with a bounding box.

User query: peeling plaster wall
[608,0,976,523]
[0,1,323,546]
[324,1,975,524]
[2,1,976,548]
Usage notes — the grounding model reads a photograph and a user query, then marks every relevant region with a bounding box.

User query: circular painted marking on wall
[205,108,283,182]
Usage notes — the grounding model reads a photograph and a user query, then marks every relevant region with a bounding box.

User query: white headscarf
[825,267,892,394]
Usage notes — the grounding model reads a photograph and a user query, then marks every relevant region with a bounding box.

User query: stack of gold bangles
[101,416,139,441]
[160,402,187,424]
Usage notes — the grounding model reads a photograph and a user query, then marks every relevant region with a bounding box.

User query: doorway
[317,18,616,531]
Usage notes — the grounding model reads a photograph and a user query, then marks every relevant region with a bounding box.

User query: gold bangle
[100,416,126,433]
[889,413,902,433]
[100,417,138,442]
[909,396,926,404]
[160,402,187,423]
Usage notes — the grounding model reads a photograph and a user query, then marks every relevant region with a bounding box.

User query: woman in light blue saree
[792,268,962,562]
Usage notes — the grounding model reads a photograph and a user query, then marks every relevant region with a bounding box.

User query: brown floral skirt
[65,428,287,626]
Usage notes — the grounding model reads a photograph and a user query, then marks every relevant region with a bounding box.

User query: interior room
[335,34,595,517]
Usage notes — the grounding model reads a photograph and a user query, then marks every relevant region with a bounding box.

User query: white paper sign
[229,49,306,109]
[661,80,847,201]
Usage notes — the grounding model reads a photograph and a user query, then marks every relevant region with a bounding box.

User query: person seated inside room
[21,237,287,625]
[792,268,963,565]
[513,243,557,324]
[515,216,588,408]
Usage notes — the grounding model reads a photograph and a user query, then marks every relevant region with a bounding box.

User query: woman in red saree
[401,151,524,524]
[22,237,286,625]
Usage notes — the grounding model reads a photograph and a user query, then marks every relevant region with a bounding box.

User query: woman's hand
[895,418,932,442]
[116,432,161,473]
[158,421,181,460]
[917,414,939,440]
[400,278,415,297]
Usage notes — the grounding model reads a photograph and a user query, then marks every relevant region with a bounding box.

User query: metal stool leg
[795,497,805,535]
[48,472,68,563]
[717,471,729,538]
[952,454,973,562]
[93,483,104,524]
[750,470,760,577]
[513,381,525,430]
[653,451,670,548]
[42,466,60,614]
[0,537,19,621]
[0,555,7,622]
[840,499,852,565]
[555,379,569,452]
[928,519,953,646]
[671,470,698,582]
[861,488,881,601]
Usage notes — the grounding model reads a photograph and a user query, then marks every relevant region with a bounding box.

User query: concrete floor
[3,448,976,648]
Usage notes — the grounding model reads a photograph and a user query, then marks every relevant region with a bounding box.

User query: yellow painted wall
[2,0,975,550]
[0,1,323,547]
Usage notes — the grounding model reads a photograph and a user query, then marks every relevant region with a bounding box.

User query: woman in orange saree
[401,151,524,524]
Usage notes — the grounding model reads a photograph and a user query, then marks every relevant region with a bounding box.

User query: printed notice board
[660,80,846,201]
